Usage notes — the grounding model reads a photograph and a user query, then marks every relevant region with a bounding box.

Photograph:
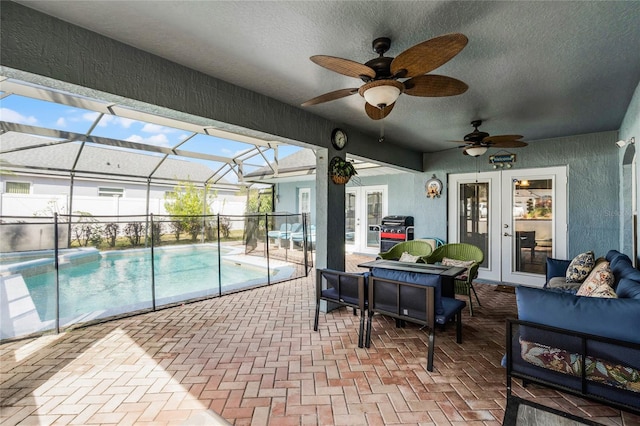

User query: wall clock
[425,175,442,199]
[331,128,348,150]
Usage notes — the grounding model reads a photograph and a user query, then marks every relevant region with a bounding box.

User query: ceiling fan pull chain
[379,111,385,143]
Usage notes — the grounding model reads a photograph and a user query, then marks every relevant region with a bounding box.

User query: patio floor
[1,254,638,425]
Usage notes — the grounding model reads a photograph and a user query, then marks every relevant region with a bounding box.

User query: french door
[346,185,387,254]
[448,167,567,287]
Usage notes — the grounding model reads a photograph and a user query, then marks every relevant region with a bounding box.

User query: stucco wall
[421,131,620,257]
[619,81,640,261]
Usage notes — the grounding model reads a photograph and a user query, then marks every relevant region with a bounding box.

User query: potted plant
[329,156,357,184]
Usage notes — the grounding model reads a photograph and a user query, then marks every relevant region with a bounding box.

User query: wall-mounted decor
[489,152,516,168]
[331,128,348,150]
[425,175,442,199]
[329,156,357,185]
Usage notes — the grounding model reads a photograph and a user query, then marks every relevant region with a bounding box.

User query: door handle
[504,232,512,237]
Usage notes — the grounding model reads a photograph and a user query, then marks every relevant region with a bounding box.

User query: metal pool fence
[0,212,313,341]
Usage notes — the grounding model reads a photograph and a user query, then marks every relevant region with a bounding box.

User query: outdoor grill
[379,215,414,252]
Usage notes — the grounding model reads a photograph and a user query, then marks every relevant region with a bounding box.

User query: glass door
[501,167,567,286]
[346,185,387,254]
[449,167,566,286]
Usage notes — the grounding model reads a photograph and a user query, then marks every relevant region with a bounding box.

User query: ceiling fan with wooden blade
[450,120,527,156]
[301,34,469,120]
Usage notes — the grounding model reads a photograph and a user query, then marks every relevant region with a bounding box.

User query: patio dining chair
[426,243,484,316]
[377,240,434,263]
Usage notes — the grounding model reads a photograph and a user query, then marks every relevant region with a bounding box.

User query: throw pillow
[441,257,475,280]
[576,262,614,296]
[565,251,595,283]
[588,284,618,298]
[399,252,420,263]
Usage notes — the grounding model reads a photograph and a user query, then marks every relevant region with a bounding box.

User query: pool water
[23,246,270,321]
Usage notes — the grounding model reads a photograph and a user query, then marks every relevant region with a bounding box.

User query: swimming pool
[6,245,294,325]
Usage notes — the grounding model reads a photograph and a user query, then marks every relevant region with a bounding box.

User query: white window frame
[98,187,124,197]
[5,181,31,194]
[298,188,311,214]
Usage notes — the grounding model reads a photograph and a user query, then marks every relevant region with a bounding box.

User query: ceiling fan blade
[403,75,468,97]
[310,55,376,79]
[365,102,395,120]
[390,33,468,78]
[301,88,359,107]
[489,140,528,148]
[483,135,524,144]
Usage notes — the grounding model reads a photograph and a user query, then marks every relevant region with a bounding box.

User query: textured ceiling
[16,1,640,153]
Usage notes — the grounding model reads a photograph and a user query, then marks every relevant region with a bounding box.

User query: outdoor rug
[503,396,603,426]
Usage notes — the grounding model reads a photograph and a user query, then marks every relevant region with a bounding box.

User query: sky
[0,91,302,178]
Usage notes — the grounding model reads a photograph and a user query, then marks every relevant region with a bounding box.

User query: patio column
[316,148,346,313]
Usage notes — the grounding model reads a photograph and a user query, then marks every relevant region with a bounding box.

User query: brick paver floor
[1,254,639,425]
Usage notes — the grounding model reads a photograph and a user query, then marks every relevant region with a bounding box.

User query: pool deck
[1,253,638,425]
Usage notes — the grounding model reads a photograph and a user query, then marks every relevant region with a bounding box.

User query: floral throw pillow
[589,284,618,298]
[399,252,420,263]
[576,261,614,296]
[566,251,595,283]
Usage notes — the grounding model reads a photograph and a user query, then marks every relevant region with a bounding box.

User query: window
[298,188,311,214]
[5,182,31,194]
[98,187,124,197]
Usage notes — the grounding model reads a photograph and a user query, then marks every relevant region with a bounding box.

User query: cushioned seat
[366,267,466,371]
[436,297,467,325]
[314,269,369,348]
[426,243,484,315]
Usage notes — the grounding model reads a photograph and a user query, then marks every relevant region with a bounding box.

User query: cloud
[141,123,177,134]
[56,117,68,128]
[87,114,137,128]
[126,133,171,147]
[1,108,38,125]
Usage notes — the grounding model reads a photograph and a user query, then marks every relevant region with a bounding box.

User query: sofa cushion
[576,261,614,296]
[545,257,571,283]
[546,277,581,292]
[565,251,595,283]
[605,250,640,287]
[371,267,443,315]
[616,278,640,299]
[516,286,640,344]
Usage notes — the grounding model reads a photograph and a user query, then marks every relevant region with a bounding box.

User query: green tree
[164,182,212,241]
[244,187,272,214]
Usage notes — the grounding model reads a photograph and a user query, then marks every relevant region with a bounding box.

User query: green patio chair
[377,240,434,264]
[426,243,484,316]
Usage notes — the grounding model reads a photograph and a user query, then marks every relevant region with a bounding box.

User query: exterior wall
[422,131,620,258]
[273,130,628,258]
[0,174,246,226]
[619,81,640,262]
[274,180,316,224]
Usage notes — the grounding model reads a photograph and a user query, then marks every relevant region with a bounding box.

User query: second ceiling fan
[301,34,469,120]
[451,120,528,156]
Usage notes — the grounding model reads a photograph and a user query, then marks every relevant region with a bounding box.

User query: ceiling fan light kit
[359,80,404,108]
[465,146,488,157]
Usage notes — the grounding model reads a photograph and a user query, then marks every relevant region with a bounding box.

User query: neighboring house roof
[244,148,407,183]
[1,131,234,186]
